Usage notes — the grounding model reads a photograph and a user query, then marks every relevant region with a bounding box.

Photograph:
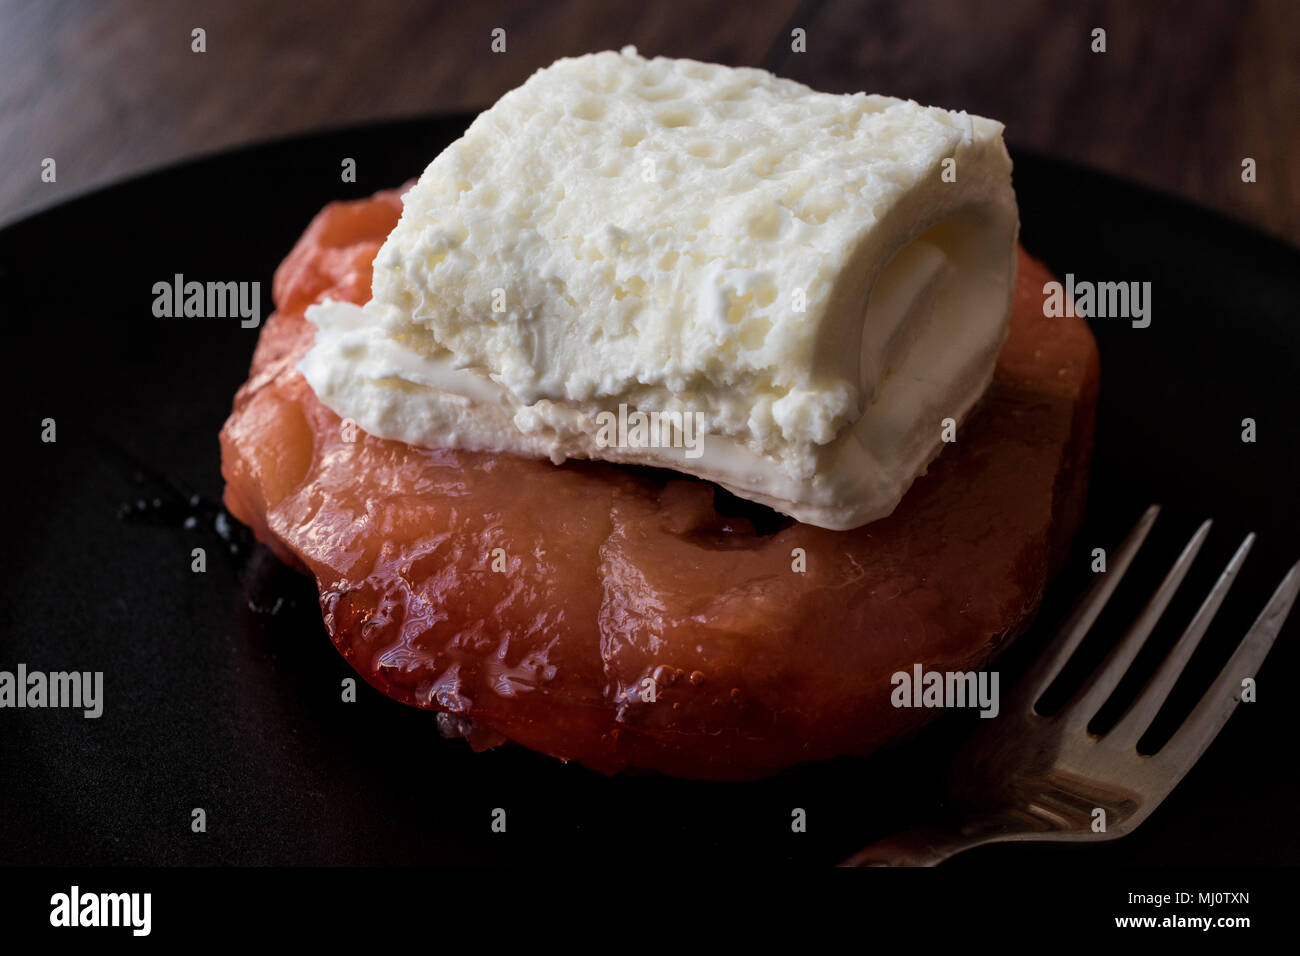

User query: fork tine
[1154,559,1300,779]
[1107,533,1254,747]
[1058,520,1212,731]
[1013,504,1160,713]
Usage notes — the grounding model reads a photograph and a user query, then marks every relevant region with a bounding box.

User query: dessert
[220,50,1098,779]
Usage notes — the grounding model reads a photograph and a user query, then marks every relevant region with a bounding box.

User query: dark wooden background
[3,0,1297,244]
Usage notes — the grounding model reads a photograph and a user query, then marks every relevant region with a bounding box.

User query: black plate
[1,115,1296,867]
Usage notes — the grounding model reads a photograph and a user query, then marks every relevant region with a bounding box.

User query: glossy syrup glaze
[220,190,1099,779]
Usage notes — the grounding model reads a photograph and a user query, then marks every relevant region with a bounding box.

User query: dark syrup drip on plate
[92,431,296,617]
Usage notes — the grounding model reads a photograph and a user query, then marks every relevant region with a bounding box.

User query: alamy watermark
[890,664,999,718]
[152,273,261,327]
[594,402,706,459]
[50,886,150,936]
[0,664,103,718]
[1043,274,1151,328]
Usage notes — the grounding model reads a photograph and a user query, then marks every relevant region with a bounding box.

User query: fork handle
[840,825,995,867]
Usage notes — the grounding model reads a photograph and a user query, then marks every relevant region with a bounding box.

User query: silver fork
[843,504,1300,866]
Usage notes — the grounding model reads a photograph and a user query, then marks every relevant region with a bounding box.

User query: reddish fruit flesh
[220,190,1099,780]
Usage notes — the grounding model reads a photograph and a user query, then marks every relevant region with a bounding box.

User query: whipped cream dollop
[299,47,1019,530]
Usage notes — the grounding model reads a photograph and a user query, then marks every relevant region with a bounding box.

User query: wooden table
[3,0,1297,244]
